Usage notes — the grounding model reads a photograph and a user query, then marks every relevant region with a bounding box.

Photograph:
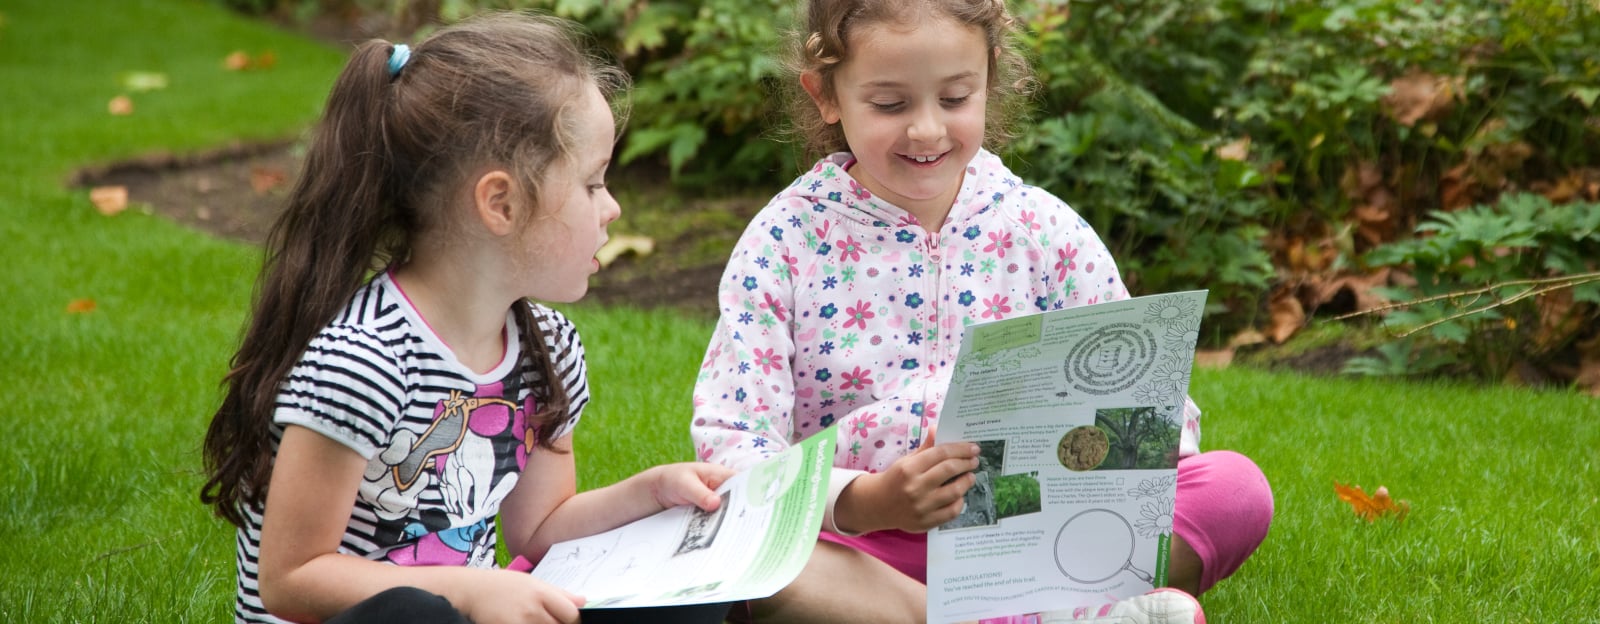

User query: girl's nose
[602,192,621,225]
[907,105,945,143]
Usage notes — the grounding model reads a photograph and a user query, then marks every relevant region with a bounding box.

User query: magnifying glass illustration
[1053,508,1152,584]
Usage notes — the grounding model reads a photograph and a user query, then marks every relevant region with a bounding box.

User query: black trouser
[326,586,736,624]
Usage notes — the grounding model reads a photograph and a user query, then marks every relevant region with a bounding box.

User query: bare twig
[1333,271,1600,338]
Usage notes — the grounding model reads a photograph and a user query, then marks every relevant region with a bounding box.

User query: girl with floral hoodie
[691,1,1273,622]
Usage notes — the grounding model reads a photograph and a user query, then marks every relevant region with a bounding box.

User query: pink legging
[819,449,1274,594]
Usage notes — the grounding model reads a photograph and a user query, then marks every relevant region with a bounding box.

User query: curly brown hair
[780,0,1035,162]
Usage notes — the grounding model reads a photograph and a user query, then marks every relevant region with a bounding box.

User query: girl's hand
[649,462,737,512]
[462,568,585,624]
[838,427,979,534]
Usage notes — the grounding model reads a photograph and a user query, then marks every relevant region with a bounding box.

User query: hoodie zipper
[922,228,946,434]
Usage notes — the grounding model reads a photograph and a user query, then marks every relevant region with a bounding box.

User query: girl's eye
[941,96,970,108]
[870,101,905,113]
[587,183,607,194]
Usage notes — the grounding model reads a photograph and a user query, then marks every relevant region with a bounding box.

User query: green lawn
[2,1,1597,622]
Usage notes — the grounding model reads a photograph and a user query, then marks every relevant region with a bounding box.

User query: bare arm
[499,436,736,562]
[258,425,584,624]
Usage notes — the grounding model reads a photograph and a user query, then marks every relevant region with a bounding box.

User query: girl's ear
[473,170,519,236]
[800,70,841,125]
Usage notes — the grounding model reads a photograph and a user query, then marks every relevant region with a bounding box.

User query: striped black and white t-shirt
[233,272,589,623]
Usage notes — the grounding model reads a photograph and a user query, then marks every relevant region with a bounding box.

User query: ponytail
[202,13,614,528]
[201,42,409,528]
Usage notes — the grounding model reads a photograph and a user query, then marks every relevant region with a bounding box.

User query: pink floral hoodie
[691,150,1200,506]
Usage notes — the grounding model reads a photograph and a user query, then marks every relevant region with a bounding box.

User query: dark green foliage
[244,0,1600,365]
[1350,194,1600,380]
[992,472,1041,519]
[1094,407,1180,470]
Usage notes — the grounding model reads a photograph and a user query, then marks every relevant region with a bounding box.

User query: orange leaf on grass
[223,50,251,71]
[224,50,278,72]
[108,94,134,116]
[89,185,128,216]
[66,299,97,314]
[1334,482,1411,523]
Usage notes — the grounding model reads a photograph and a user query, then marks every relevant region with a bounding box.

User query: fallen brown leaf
[89,186,128,216]
[1575,334,1600,397]
[1313,269,1393,316]
[108,95,133,116]
[1216,137,1251,162]
[66,299,97,314]
[224,50,250,71]
[1382,71,1461,127]
[1266,288,1305,344]
[1438,162,1476,210]
[250,166,287,194]
[1194,349,1234,369]
[1335,482,1411,523]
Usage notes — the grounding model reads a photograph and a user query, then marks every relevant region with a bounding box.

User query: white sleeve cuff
[822,468,868,537]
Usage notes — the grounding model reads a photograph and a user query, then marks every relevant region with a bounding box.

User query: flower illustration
[1148,355,1192,392]
[1135,498,1175,538]
[1020,209,1041,232]
[1131,381,1166,405]
[752,348,783,375]
[761,292,788,322]
[1055,244,1078,283]
[844,300,875,330]
[836,235,864,262]
[838,366,873,390]
[819,303,838,319]
[981,294,1012,320]
[1127,475,1177,499]
[984,231,1013,258]
[851,412,880,438]
[1166,320,1200,352]
[1144,295,1197,328]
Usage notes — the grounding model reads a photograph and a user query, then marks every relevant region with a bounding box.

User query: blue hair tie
[387,44,411,78]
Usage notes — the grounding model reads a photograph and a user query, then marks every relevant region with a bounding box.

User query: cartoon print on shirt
[367,379,535,566]
[385,519,494,567]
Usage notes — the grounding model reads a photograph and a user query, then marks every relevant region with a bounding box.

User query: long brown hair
[782,0,1034,161]
[200,12,630,528]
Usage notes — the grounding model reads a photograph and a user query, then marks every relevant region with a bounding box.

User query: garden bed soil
[69,140,740,319]
[70,139,1366,375]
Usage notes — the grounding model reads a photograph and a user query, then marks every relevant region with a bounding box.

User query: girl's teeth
[911,155,937,163]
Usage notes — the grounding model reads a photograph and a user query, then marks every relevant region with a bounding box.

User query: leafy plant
[1349,194,1600,380]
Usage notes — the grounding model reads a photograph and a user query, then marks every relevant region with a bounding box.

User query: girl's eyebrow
[860,71,980,89]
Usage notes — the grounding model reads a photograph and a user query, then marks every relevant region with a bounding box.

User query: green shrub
[1350,194,1600,381]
